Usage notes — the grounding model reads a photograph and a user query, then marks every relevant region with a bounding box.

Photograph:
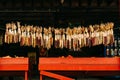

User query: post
[25,71,28,80]
[40,72,42,80]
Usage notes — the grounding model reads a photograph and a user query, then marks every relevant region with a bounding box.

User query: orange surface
[39,57,120,80]
[40,70,73,80]
[0,58,29,80]
[39,57,120,71]
[0,58,28,71]
[0,58,28,64]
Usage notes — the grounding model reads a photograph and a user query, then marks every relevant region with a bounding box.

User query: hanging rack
[114,27,120,30]
[0,10,57,13]
[0,27,5,31]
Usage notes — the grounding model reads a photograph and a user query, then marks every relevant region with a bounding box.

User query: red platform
[39,57,120,80]
[0,58,29,80]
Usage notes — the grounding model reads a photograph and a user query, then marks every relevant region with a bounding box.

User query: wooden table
[39,57,120,80]
[0,58,29,80]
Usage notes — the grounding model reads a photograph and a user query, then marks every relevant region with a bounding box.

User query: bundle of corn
[4,22,114,51]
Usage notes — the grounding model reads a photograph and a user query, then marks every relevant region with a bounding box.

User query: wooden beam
[40,70,74,80]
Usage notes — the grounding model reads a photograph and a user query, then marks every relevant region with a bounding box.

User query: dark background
[0,0,119,57]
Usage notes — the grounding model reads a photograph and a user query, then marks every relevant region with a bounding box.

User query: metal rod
[0,28,5,31]
[0,10,57,13]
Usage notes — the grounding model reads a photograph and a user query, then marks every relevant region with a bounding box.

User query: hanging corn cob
[59,28,63,48]
[105,23,110,45]
[82,27,86,47]
[62,29,66,48]
[93,25,99,46]
[43,28,46,48]
[38,27,43,47]
[85,27,90,47]
[25,26,30,46]
[76,27,80,50]
[47,27,53,49]
[73,27,78,51]
[102,24,108,46]
[36,27,39,47]
[69,28,72,50]
[17,22,21,42]
[33,27,36,47]
[78,27,82,48]
[66,27,70,49]
[54,28,60,48]
[4,22,115,51]
[109,22,114,44]
[4,23,9,43]
[99,24,104,45]
[9,23,13,44]
[20,26,26,46]
[12,23,18,43]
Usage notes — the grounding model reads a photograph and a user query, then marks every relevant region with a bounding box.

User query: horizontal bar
[40,70,74,80]
[0,10,57,13]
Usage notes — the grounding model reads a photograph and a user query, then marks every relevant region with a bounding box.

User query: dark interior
[0,0,119,58]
